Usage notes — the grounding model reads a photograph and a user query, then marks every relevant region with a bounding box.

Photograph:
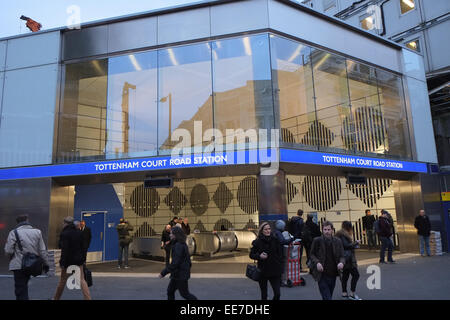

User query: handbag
[83,265,93,287]
[246,264,261,281]
[14,229,44,277]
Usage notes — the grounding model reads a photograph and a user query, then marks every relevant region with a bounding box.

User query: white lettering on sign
[322,155,403,170]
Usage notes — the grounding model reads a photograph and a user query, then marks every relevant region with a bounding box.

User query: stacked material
[430,231,443,256]
[47,249,61,276]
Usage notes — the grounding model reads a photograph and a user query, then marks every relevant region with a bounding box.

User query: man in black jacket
[309,221,345,300]
[53,216,91,300]
[80,220,91,262]
[414,209,432,257]
[378,211,395,264]
[362,210,376,250]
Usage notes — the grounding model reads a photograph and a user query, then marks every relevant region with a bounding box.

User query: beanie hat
[275,220,286,231]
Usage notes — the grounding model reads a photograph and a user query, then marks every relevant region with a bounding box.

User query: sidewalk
[0,253,448,300]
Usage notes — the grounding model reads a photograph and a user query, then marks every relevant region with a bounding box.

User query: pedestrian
[303,213,321,265]
[288,210,305,269]
[336,221,362,300]
[4,215,50,300]
[159,226,197,300]
[414,209,432,257]
[249,222,283,300]
[169,217,179,227]
[377,211,396,264]
[273,220,295,287]
[53,216,91,300]
[181,218,191,235]
[80,220,91,262]
[161,224,172,267]
[309,221,345,300]
[116,218,134,269]
[362,209,376,250]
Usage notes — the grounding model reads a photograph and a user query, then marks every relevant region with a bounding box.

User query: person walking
[159,226,197,300]
[309,221,345,300]
[80,220,91,262]
[303,213,321,265]
[414,209,432,257]
[249,222,283,300]
[4,215,49,300]
[161,224,172,267]
[116,218,134,269]
[377,211,396,264]
[53,216,91,300]
[362,209,376,250]
[289,210,305,269]
[336,221,362,300]
[273,220,295,286]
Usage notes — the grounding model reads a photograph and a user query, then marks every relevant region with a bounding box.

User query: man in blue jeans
[377,211,395,264]
[116,218,134,268]
[309,221,345,300]
[414,209,432,256]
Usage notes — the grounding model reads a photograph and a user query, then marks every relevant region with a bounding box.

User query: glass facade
[57,33,412,163]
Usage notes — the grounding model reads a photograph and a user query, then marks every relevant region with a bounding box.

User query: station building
[0,0,447,270]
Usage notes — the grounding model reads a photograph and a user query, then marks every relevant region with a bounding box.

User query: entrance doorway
[82,211,106,262]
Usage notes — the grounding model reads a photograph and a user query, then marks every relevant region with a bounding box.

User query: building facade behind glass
[0,0,447,270]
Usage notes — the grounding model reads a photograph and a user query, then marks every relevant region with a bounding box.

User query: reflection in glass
[158,43,213,153]
[376,69,411,158]
[212,34,274,147]
[107,51,158,158]
[270,35,317,150]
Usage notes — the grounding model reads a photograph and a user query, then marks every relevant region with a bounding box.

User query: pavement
[0,251,449,300]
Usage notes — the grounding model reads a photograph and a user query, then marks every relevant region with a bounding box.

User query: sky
[0,0,197,39]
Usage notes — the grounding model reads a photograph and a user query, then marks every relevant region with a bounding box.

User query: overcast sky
[0,0,196,39]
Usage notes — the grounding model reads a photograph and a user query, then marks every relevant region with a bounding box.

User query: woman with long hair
[249,222,283,300]
[336,221,362,300]
[159,226,197,300]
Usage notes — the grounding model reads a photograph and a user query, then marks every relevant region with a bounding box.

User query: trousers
[167,279,197,300]
[13,270,31,300]
[258,276,281,300]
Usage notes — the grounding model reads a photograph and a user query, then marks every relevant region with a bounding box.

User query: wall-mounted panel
[158,7,210,45]
[211,0,269,37]
[5,32,59,70]
[267,0,401,73]
[427,20,450,72]
[108,17,157,53]
[63,26,108,60]
[382,0,422,38]
[423,0,450,22]
[401,48,426,81]
[0,64,58,168]
[0,41,6,71]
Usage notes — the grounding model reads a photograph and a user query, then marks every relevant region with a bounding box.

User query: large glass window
[212,34,274,147]
[270,35,316,150]
[158,43,213,154]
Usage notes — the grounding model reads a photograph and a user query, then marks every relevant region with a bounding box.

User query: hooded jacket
[335,229,358,269]
[4,222,49,271]
[378,216,393,238]
[116,222,134,245]
[160,241,192,280]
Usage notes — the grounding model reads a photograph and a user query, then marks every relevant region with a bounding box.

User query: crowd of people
[3,208,434,300]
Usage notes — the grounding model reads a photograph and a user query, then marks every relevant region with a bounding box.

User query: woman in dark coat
[159,226,197,300]
[335,221,361,300]
[250,222,283,300]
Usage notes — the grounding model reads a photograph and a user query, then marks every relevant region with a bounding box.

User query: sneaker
[379,261,387,264]
[349,294,362,300]
[117,265,121,269]
[124,266,130,269]
[342,293,349,299]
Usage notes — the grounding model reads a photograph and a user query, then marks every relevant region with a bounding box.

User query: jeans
[419,235,431,256]
[318,274,337,300]
[13,270,31,300]
[118,244,129,267]
[164,247,171,267]
[366,230,377,249]
[167,279,197,300]
[379,236,394,262]
[341,267,360,293]
[258,276,281,300]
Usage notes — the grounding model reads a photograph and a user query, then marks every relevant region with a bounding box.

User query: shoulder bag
[14,229,44,277]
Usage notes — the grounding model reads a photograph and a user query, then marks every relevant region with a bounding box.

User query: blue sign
[280,149,428,173]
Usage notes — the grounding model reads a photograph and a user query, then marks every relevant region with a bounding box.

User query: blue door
[82,211,106,262]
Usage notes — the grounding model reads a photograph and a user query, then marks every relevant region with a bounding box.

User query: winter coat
[4,223,49,271]
[378,216,393,238]
[59,223,85,268]
[273,229,294,247]
[362,215,375,231]
[303,220,321,244]
[181,222,191,235]
[116,222,134,246]
[414,215,431,237]
[290,216,304,239]
[80,226,92,253]
[161,230,171,249]
[249,235,283,278]
[160,241,192,280]
[309,236,345,282]
[335,229,358,269]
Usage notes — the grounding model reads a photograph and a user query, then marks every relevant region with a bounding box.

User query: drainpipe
[380,0,390,36]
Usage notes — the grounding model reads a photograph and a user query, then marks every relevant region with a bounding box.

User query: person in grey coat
[4,215,49,300]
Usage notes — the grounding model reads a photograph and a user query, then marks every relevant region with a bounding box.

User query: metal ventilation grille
[190,184,209,216]
[342,106,385,152]
[281,128,296,143]
[348,178,392,207]
[286,178,298,205]
[214,218,234,231]
[302,176,341,211]
[301,120,334,147]
[130,185,160,217]
[164,186,187,215]
[213,182,234,214]
[134,222,156,238]
[237,177,259,214]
